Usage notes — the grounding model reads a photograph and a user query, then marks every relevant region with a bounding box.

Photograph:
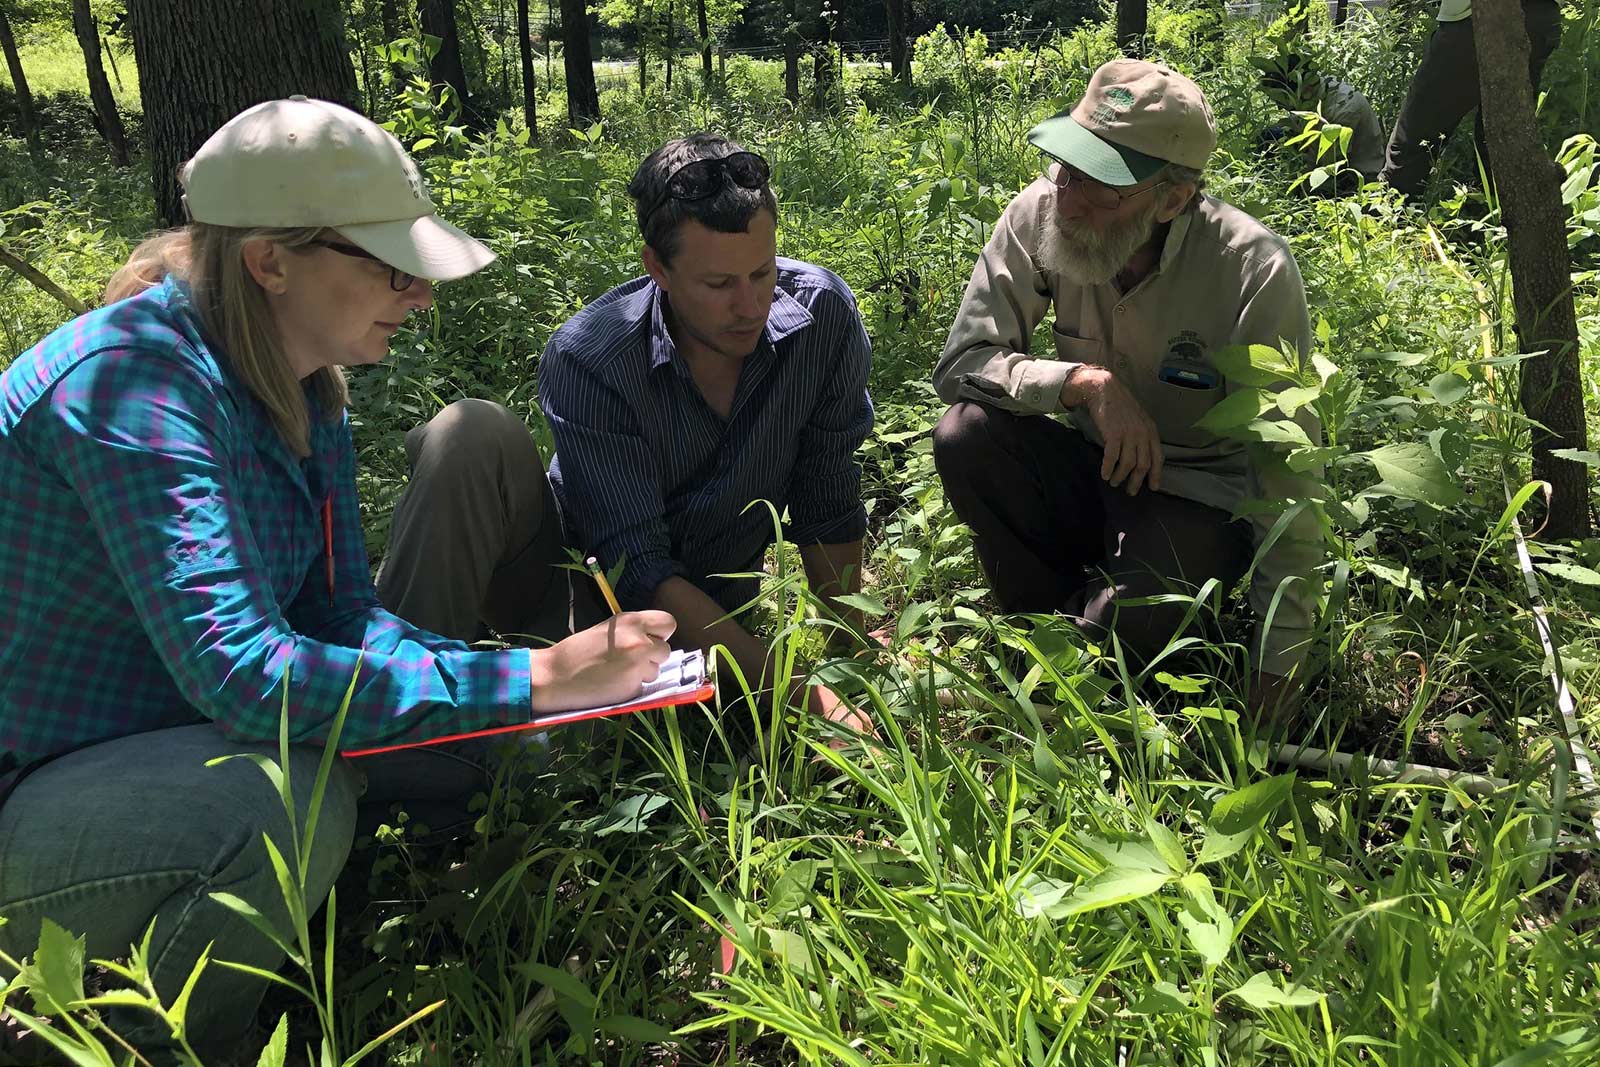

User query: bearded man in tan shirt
[932,59,1323,714]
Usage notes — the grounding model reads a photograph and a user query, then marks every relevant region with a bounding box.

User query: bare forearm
[800,540,864,643]
[651,575,775,690]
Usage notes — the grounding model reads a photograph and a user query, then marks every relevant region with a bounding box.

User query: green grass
[3,4,1600,1064]
[0,27,140,112]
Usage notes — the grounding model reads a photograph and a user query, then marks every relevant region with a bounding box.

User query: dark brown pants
[933,401,1251,663]
[1380,1,1563,197]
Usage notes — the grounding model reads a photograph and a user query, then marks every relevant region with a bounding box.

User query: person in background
[1256,50,1384,195]
[0,97,673,1063]
[1380,0,1563,196]
[932,60,1324,715]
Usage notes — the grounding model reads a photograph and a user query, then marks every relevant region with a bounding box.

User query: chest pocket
[1051,327,1104,368]
[1135,346,1227,450]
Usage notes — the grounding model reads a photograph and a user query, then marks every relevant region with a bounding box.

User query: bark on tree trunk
[517,0,538,136]
[1334,0,1349,27]
[886,0,909,85]
[417,0,476,123]
[1472,0,1591,538]
[1116,0,1147,57]
[697,0,711,94]
[381,0,399,41]
[664,0,673,94]
[812,10,834,110]
[72,0,130,165]
[560,0,600,125]
[0,7,41,155]
[782,0,798,106]
[128,0,357,226]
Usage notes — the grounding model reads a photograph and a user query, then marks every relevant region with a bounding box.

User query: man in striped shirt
[540,133,876,738]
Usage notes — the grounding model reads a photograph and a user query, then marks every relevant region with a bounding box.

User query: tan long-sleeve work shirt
[934,180,1323,675]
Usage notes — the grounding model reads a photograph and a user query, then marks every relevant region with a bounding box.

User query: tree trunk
[664,0,673,94]
[0,7,41,155]
[72,0,130,165]
[1472,0,1591,538]
[381,0,399,41]
[517,0,538,136]
[886,0,909,85]
[697,0,710,94]
[811,10,834,110]
[1334,0,1349,27]
[782,0,798,106]
[560,0,600,125]
[1116,0,1146,57]
[128,0,357,226]
[417,0,475,123]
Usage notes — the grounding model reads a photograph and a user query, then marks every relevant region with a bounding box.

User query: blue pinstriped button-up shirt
[541,258,873,610]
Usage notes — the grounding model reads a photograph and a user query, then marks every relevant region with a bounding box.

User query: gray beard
[1038,190,1162,287]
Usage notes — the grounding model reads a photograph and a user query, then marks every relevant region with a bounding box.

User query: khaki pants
[376,398,606,644]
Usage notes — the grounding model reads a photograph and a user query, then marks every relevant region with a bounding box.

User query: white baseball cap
[178,96,494,281]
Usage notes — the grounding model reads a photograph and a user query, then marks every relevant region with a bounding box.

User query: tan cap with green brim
[1028,59,1216,186]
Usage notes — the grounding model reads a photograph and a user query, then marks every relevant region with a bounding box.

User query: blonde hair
[107,226,348,458]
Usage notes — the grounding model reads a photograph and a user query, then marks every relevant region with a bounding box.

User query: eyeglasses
[1042,154,1167,212]
[646,151,771,219]
[309,239,419,292]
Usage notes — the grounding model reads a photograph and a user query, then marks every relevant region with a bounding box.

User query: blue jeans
[0,723,496,1064]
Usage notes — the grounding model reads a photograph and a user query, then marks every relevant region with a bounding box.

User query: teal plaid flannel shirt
[0,277,532,768]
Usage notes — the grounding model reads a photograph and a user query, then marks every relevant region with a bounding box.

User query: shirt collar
[645,277,816,372]
[1157,201,1197,274]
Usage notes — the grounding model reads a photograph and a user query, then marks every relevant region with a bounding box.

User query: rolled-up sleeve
[540,341,683,607]
[46,350,531,748]
[785,292,873,546]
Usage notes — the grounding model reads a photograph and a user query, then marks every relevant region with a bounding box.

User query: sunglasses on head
[647,151,771,219]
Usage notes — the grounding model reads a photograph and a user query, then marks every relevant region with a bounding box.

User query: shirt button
[1118,356,1130,369]
[1115,305,1125,314]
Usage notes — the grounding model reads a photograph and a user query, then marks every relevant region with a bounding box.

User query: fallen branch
[0,241,90,317]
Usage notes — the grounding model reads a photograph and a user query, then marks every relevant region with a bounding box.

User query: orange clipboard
[342,649,715,759]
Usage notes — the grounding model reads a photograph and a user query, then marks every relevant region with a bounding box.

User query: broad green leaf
[1550,449,1600,466]
[1197,826,1256,866]
[1144,819,1189,875]
[517,963,597,1008]
[1011,873,1074,919]
[1366,561,1424,597]
[1210,343,1297,387]
[1194,389,1270,433]
[1128,980,1192,1015]
[1274,385,1321,417]
[594,793,670,836]
[1357,442,1465,505]
[1245,417,1314,447]
[763,928,818,977]
[766,859,819,917]
[1057,867,1172,917]
[834,592,888,616]
[1210,773,1297,835]
[597,1014,675,1043]
[1311,352,1340,385]
[1427,372,1470,405]
[1178,911,1232,968]
[30,919,86,1015]
[1155,671,1207,693]
[1537,562,1600,587]
[1225,970,1324,1009]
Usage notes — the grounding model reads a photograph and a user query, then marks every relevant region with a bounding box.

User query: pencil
[585,555,623,616]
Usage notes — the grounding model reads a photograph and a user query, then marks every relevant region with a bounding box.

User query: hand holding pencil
[525,557,677,714]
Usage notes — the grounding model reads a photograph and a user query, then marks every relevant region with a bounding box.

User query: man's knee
[409,398,543,478]
[933,400,1007,475]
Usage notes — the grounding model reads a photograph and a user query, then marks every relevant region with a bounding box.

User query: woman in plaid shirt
[0,99,674,1061]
